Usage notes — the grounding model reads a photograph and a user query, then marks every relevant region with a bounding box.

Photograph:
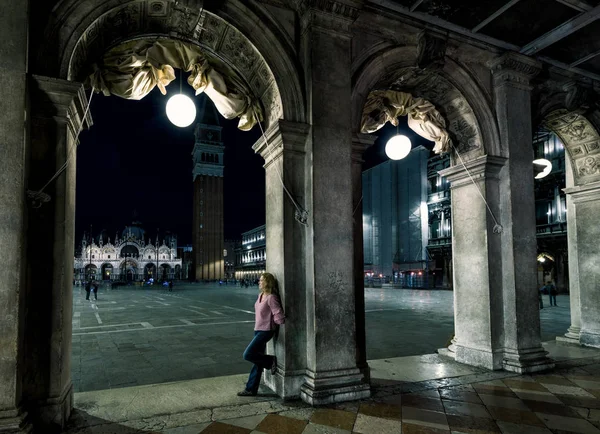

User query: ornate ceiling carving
[68,0,283,127]
[545,109,600,184]
[386,67,482,155]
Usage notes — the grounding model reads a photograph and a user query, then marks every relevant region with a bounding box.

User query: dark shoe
[237,389,256,397]
[271,356,277,375]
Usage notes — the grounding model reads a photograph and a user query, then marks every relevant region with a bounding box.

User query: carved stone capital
[299,0,362,33]
[252,120,310,168]
[416,31,448,70]
[351,132,376,164]
[488,52,542,89]
[562,81,593,112]
[439,155,506,189]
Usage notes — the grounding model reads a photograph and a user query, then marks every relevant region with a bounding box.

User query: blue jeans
[243,330,275,393]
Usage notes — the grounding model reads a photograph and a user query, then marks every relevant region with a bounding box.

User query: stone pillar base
[34,382,73,431]
[556,336,581,346]
[503,347,555,373]
[300,369,370,405]
[264,369,305,400]
[456,345,503,370]
[580,332,600,348]
[0,409,32,434]
[437,348,456,360]
[357,362,371,384]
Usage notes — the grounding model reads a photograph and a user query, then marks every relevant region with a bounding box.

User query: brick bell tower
[192,97,224,281]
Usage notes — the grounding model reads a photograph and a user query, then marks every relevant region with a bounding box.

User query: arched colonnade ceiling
[36,0,308,130]
[352,45,499,161]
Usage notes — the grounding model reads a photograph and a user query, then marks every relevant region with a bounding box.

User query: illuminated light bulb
[385,135,412,160]
[166,94,196,127]
[533,158,552,179]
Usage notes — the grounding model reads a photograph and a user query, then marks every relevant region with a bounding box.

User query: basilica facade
[74,225,182,283]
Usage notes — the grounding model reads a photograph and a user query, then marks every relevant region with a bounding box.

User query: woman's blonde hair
[260,272,278,295]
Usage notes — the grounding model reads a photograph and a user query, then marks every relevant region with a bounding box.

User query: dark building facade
[192,100,225,281]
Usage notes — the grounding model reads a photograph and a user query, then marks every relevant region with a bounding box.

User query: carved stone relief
[68,1,283,130]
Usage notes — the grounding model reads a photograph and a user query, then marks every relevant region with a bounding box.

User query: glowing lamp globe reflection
[385,135,412,160]
[533,158,552,179]
[166,94,196,127]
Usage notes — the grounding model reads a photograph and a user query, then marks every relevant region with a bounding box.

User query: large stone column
[25,76,91,430]
[352,133,376,382]
[254,120,310,399]
[557,157,581,344]
[439,156,506,370]
[489,53,554,373]
[299,2,370,405]
[0,1,31,432]
[563,181,600,347]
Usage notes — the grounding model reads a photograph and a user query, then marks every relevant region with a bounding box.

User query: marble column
[562,181,600,347]
[0,1,31,432]
[352,133,377,382]
[489,53,554,373]
[25,76,92,430]
[254,120,310,399]
[557,157,581,344]
[439,156,506,369]
[299,2,370,405]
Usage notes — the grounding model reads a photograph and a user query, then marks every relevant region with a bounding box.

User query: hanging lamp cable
[27,86,95,208]
[451,143,503,234]
[253,109,309,226]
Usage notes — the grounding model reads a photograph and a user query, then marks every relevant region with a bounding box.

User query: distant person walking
[538,285,544,309]
[92,281,99,301]
[546,281,558,306]
[168,280,173,292]
[85,280,91,300]
[237,272,285,397]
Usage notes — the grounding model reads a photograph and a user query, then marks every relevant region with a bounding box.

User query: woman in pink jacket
[237,272,285,396]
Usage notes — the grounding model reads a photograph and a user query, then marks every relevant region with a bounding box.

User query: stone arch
[35,0,305,128]
[352,45,500,160]
[539,110,600,187]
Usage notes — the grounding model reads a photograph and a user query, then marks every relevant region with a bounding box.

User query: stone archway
[539,109,600,348]
[352,47,552,373]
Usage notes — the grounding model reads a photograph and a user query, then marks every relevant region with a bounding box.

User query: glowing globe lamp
[166,94,196,127]
[533,158,552,179]
[385,134,412,160]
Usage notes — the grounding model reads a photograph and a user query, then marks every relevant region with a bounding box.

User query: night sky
[75,85,429,247]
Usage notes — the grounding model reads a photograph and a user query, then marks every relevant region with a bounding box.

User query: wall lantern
[385,134,412,160]
[166,94,196,127]
[533,158,552,179]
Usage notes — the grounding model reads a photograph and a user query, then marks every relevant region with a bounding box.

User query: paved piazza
[72,283,571,393]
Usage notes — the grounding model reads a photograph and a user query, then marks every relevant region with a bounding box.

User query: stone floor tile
[473,385,517,398]
[513,390,563,404]
[358,402,402,421]
[352,413,403,434]
[200,421,252,434]
[543,384,596,397]
[222,415,267,430]
[255,414,308,434]
[402,422,449,433]
[556,394,600,409]
[402,394,445,412]
[411,390,442,399]
[161,423,211,434]
[535,413,600,433]
[300,422,351,434]
[502,380,549,393]
[485,406,545,427]
[378,394,402,407]
[495,420,552,434]
[533,375,576,387]
[570,379,600,391]
[522,398,584,418]
[439,389,483,405]
[445,414,501,433]
[442,400,491,419]
[401,407,448,431]
[477,395,528,410]
[277,408,315,421]
[309,409,356,431]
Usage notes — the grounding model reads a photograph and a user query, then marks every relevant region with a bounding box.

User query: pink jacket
[254,293,285,331]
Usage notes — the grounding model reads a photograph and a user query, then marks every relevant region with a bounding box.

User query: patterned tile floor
[161,362,600,434]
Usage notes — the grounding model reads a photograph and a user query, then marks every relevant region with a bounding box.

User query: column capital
[299,0,363,34]
[31,75,93,139]
[439,155,506,188]
[252,120,310,168]
[563,180,600,203]
[488,52,542,89]
[351,132,376,164]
